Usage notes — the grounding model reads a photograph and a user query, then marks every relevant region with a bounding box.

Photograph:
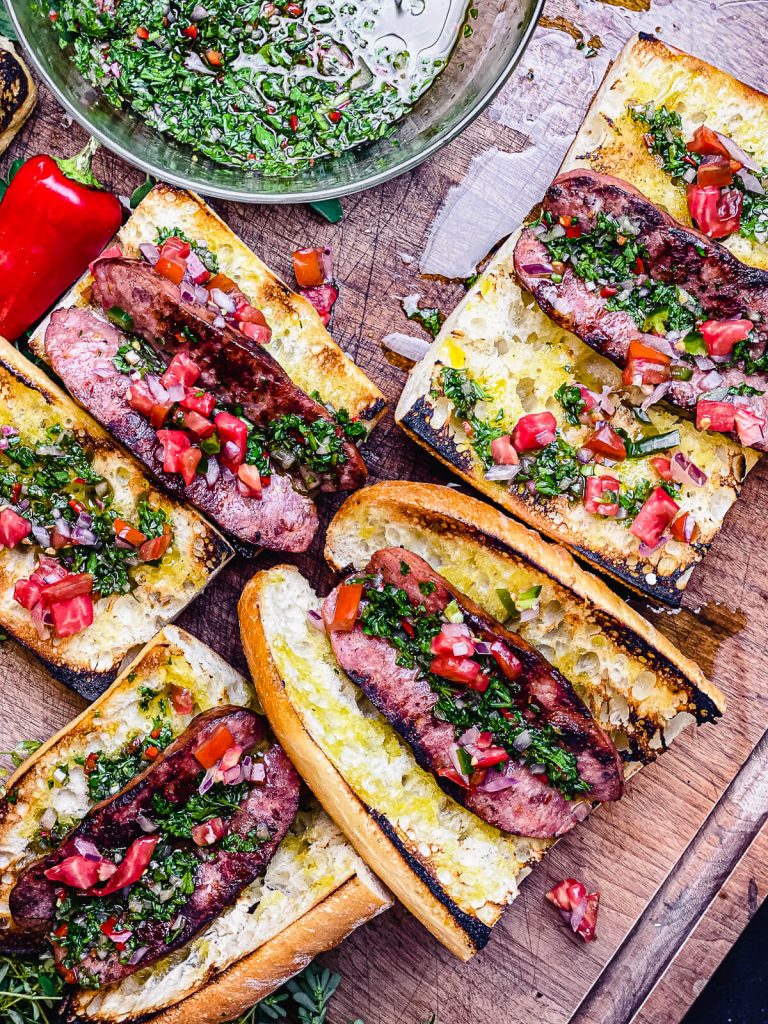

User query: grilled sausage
[514,170,768,449]
[9,707,300,987]
[90,257,367,489]
[323,548,623,839]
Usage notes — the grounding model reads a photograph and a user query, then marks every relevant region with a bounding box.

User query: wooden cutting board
[2,1,767,1021]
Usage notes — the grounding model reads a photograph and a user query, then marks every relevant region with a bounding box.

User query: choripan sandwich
[0,626,391,1023]
[238,481,722,960]
[0,339,230,694]
[30,183,386,553]
[395,36,763,605]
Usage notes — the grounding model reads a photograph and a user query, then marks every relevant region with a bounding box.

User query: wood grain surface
[2,0,768,1022]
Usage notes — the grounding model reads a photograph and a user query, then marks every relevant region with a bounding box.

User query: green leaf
[0,2,17,41]
[308,198,343,223]
[130,174,155,209]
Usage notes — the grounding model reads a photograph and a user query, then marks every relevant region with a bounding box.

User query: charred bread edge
[1,625,393,1021]
[0,339,232,691]
[0,39,37,155]
[238,573,484,962]
[126,874,390,1024]
[322,482,725,716]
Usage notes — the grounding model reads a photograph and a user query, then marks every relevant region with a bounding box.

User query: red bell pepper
[0,138,122,341]
[44,853,117,889]
[326,582,363,632]
[584,475,620,516]
[699,319,753,357]
[630,487,680,547]
[584,425,627,461]
[195,723,236,769]
[489,640,522,681]
[138,524,172,563]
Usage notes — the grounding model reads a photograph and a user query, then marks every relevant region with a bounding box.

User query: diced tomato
[144,744,159,760]
[564,223,582,238]
[236,463,263,499]
[205,48,222,66]
[687,183,743,239]
[686,125,733,160]
[430,626,474,659]
[429,654,490,692]
[14,577,44,610]
[195,724,236,769]
[630,487,680,547]
[696,155,740,188]
[113,519,147,547]
[490,435,519,465]
[127,380,155,417]
[0,507,31,548]
[511,411,557,451]
[170,684,194,715]
[156,429,192,474]
[86,836,158,897]
[44,853,117,890]
[160,236,191,260]
[10,482,21,504]
[40,573,93,606]
[236,303,269,326]
[239,321,272,344]
[181,23,198,38]
[600,285,617,298]
[299,283,338,326]
[181,389,216,417]
[489,640,522,681]
[50,593,94,638]
[293,248,327,288]
[436,766,471,790]
[135,25,150,39]
[179,447,202,486]
[100,917,132,944]
[84,751,99,775]
[215,412,248,471]
[207,272,238,293]
[155,254,187,285]
[182,409,216,439]
[149,401,174,429]
[546,877,588,912]
[696,399,736,433]
[584,475,620,516]
[670,512,699,544]
[650,456,673,481]
[471,746,509,769]
[734,407,766,447]
[326,582,363,632]
[577,384,597,410]
[623,339,671,386]
[138,524,172,562]
[628,340,671,364]
[192,817,226,847]
[584,425,626,461]
[699,319,753,357]
[162,352,201,389]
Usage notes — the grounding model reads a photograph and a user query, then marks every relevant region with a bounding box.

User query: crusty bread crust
[239,573,481,962]
[139,875,390,1024]
[323,482,723,712]
[0,38,36,155]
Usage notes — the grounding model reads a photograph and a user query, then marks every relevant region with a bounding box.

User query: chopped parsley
[151,777,252,838]
[542,210,647,285]
[554,382,587,425]
[355,580,588,800]
[517,437,582,498]
[155,227,219,275]
[113,336,165,377]
[629,102,693,180]
[728,382,765,397]
[606,280,702,337]
[404,303,443,339]
[83,720,174,803]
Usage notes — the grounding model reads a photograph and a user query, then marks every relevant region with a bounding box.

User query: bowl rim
[8,0,544,204]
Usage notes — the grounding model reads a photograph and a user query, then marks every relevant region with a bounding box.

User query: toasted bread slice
[395,231,756,604]
[561,33,768,269]
[239,482,722,960]
[0,626,391,1023]
[0,340,231,694]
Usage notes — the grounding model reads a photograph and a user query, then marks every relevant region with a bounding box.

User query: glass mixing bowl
[7,0,543,204]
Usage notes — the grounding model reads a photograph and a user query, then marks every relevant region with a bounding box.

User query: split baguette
[0,626,391,1023]
[238,481,722,961]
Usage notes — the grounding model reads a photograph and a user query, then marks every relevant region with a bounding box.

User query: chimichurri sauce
[45,0,472,175]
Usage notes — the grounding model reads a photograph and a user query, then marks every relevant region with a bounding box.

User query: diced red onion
[737,167,765,195]
[518,606,539,623]
[165,383,186,403]
[0,438,7,451]
[572,802,591,821]
[2,425,18,437]
[485,463,521,482]
[136,812,158,833]
[213,315,226,329]
[246,762,266,784]
[74,837,104,859]
[186,252,208,281]
[520,262,553,277]
[31,525,50,547]
[210,288,236,313]
[670,451,708,487]
[72,526,99,546]
[473,640,491,655]
[442,623,470,637]
[528,763,546,774]
[641,381,672,411]
[459,726,481,747]
[682,166,698,184]
[129,946,150,965]
[448,743,469,781]
[694,355,715,371]
[37,445,65,457]
[713,130,762,172]
[570,897,588,931]
[512,729,532,752]
[145,374,170,403]
[223,764,243,785]
[383,332,431,362]
[204,456,220,489]
[638,536,667,558]
[576,446,594,465]
[640,333,675,358]
[198,766,216,795]
[479,763,518,792]
[222,441,239,461]
[700,369,724,391]
[139,242,160,266]
[179,280,197,304]
[307,608,326,632]
[40,806,57,830]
